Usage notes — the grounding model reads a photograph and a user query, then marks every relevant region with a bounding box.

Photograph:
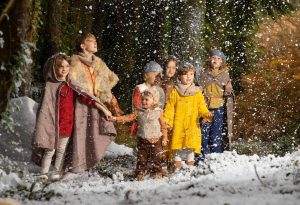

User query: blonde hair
[142,88,160,108]
[76,33,96,52]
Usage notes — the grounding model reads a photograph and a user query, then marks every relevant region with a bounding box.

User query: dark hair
[162,55,178,74]
[75,33,96,52]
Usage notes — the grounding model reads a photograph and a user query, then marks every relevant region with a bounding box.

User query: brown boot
[162,167,169,177]
[151,172,162,179]
[174,161,181,169]
[186,161,195,167]
[135,173,145,181]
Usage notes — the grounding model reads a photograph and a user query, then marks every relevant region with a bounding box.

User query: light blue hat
[211,50,226,63]
[179,61,194,71]
[144,61,163,73]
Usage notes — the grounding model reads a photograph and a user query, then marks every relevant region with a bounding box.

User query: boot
[174,161,181,169]
[186,160,195,167]
[162,167,169,177]
[151,172,162,179]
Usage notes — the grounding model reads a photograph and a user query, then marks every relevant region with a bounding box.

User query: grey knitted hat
[144,61,163,73]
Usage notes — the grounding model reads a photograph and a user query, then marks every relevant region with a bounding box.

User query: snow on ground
[0,150,299,205]
[0,97,299,204]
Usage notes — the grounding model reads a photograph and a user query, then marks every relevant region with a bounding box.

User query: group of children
[110,51,234,180]
[31,32,234,182]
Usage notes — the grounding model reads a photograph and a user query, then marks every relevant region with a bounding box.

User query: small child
[130,61,165,135]
[160,55,178,173]
[161,55,178,103]
[164,61,213,169]
[110,87,168,181]
[31,53,111,181]
[199,50,234,154]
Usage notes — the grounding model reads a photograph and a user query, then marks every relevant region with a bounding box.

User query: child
[199,50,234,154]
[130,61,165,135]
[161,55,178,103]
[68,33,121,172]
[160,55,178,173]
[164,61,213,169]
[31,53,111,181]
[110,87,168,181]
[132,61,165,110]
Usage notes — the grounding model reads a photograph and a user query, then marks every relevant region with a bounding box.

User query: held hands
[95,102,112,120]
[107,116,116,122]
[162,137,169,147]
[203,111,214,123]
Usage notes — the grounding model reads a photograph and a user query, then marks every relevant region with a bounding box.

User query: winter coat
[69,54,119,103]
[31,54,105,167]
[67,54,117,172]
[164,83,210,153]
[199,68,235,150]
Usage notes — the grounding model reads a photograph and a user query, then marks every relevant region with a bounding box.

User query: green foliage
[204,0,295,92]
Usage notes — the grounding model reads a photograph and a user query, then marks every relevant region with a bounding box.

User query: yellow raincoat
[164,86,210,153]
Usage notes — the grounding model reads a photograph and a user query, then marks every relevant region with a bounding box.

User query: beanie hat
[144,61,163,73]
[211,50,226,63]
[178,61,194,71]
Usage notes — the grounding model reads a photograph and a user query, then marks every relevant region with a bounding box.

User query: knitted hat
[211,50,226,63]
[178,61,194,71]
[144,61,163,73]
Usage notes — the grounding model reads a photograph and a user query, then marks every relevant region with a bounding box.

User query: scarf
[77,52,97,67]
[175,82,199,97]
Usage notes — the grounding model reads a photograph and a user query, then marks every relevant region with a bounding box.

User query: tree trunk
[0,0,35,118]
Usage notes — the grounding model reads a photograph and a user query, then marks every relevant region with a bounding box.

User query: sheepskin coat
[67,54,118,172]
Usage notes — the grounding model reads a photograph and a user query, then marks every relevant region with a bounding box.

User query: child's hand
[166,124,173,130]
[104,110,112,120]
[108,116,116,121]
[162,137,169,146]
[206,111,214,118]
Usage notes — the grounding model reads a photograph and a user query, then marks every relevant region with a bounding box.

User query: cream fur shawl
[69,55,119,103]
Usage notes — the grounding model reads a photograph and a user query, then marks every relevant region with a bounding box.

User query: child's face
[55,59,69,80]
[211,55,223,69]
[142,95,154,109]
[179,70,195,85]
[144,71,160,86]
[81,37,97,54]
[165,60,176,78]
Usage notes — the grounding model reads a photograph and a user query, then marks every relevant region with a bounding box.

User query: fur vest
[137,107,162,139]
[69,55,119,103]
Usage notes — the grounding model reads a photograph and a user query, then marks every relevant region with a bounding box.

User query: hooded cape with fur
[31,53,110,170]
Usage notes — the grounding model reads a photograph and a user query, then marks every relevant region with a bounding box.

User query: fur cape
[69,55,119,103]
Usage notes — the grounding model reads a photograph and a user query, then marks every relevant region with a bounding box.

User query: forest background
[0,0,299,156]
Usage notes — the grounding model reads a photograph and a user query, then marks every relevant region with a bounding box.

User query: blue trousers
[201,106,225,154]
